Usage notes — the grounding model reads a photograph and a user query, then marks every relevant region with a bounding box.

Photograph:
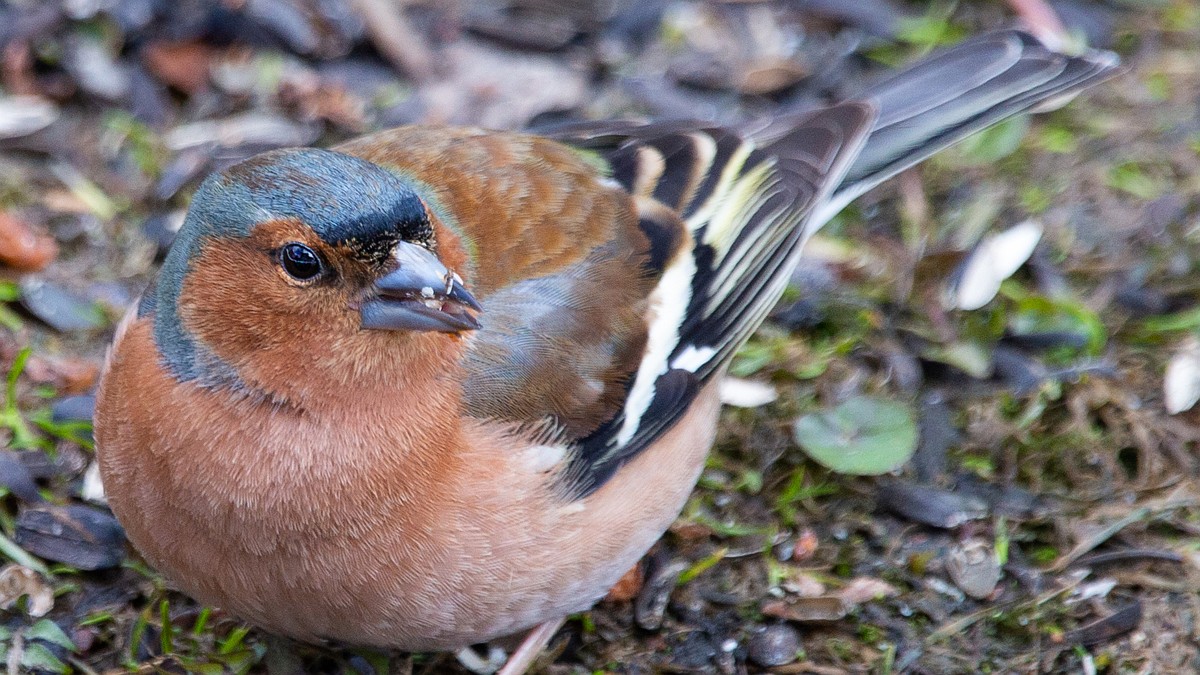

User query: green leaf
[1107,162,1163,199]
[1036,125,1079,154]
[1,346,40,450]
[922,341,993,379]
[220,646,267,675]
[79,612,115,627]
[0,305,22,331]
[192,607,211,636]
[160,599,174,655]
[730,340,776,377]
[895,11,970,50]
[1003,284,1107,356]
[27,619,75,651]
[0,532,51,576]
[955,116,1030,164]
[127,609,149,667]
[678,547,727,584]
[1139,306,1200,335]
[6,346,30,409]
[995,517,1010,566]
[774,467,838,525]
[219,626,251,655]
[21,642,69,673]
[1144,72,1171,101]
[793,396,917,476]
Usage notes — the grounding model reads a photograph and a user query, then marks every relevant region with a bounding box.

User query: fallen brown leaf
[0,564,53,616]
[836,577,900,605]
[143,41,214,94]
[0,212,57,272]
[605,562,644,602]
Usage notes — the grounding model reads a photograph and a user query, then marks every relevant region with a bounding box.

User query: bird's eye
[279,243,323,281]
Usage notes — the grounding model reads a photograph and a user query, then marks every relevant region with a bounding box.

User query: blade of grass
[0,532,50,576]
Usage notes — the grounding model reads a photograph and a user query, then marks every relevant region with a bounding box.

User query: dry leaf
[837,577,899,606]
[0,565,53,617]
[948,219,1042,310]
[718,377,778,408]
[1164,336,1200,414]
[0,212,57,272]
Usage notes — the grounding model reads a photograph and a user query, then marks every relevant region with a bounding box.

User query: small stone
[747,624,801,667]
[19,278,106,333]
[141,211,186,258]
[791,528,819,562]
[68,38,131,101]
[945,538,1002,600]
[0,96,59,139]
[52,394,95,424]
[0,451,43,504]
[666,630,716,670]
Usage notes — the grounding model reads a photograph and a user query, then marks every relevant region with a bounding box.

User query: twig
[1006,0,1068,51]
[347,0,436,82]
[1051,485,1200,572]
[928,570,1088,642]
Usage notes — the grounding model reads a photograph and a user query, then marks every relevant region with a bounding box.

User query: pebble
[0,95,59,140]
[747,624,802,667]
[945,538,1002,600]
[666,630,716,670]
[19,278,106,333]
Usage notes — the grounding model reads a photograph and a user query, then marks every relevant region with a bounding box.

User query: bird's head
[146,148,480,399]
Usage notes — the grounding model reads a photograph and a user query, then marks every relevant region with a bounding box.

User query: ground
[0,0,1198,673]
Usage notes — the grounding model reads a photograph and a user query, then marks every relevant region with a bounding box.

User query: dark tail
[812,30,1120,226]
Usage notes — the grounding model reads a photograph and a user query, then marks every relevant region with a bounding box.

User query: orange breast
[94,316,720,650]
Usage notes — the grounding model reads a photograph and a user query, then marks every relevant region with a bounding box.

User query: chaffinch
[94,31,1117,674]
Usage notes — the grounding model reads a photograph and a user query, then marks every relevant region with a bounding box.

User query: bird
[94,30,1118,674]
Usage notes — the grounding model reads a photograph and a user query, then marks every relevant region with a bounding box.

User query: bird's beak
[360,241,482,333]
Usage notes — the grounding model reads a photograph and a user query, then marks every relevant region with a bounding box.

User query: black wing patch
[548,103,877,496]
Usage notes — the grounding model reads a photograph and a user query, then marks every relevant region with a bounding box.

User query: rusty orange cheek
[178,237,288,358]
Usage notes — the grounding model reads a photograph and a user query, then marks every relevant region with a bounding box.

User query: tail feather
[813,30,1119,227]
[543,30,1119,496]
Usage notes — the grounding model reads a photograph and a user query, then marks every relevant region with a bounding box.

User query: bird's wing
[516,30,1118,495]
[338,106,874,495]
[541,104,876,493]
[338,30,1119,497]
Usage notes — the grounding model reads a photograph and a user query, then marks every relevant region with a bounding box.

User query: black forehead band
[203,147,435,253]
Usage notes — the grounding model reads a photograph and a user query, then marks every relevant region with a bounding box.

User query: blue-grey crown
[144,147,431,384]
